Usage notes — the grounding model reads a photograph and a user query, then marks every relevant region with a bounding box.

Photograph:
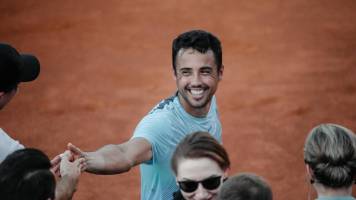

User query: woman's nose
[194,184,210,200]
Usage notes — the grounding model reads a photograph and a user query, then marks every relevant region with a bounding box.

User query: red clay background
[1,0,356,199]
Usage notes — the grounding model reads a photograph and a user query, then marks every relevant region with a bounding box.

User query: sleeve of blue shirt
[131,111,173,164]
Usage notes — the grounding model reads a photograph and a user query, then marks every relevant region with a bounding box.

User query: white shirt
[0,128,24,163]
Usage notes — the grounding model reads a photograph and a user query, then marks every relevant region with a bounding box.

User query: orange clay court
[0,0,356,199]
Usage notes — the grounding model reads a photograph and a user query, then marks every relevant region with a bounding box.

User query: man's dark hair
[218,173,273,200]
[0,148,56,200]
[172,30,223,74]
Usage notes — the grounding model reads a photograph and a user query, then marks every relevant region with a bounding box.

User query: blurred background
[1,0,355,199]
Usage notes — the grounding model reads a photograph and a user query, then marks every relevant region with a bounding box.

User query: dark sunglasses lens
[202,176,221,190]
[179,181,198,193]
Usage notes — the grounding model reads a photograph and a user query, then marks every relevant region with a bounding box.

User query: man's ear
[173,70,177,81]
[218,65,224,80]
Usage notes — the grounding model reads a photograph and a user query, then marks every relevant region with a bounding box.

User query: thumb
[67,143,83,157]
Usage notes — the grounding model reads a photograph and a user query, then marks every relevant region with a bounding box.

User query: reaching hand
[60,150,85,178]
[67,143,85,159]
[66,143,116,174]
[67,143,91,172]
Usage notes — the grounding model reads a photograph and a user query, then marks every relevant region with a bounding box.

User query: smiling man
[68,30,224,200]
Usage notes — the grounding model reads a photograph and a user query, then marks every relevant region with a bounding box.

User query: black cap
[0,43,40,92]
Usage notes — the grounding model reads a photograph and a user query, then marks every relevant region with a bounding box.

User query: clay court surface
[1,0,356,199]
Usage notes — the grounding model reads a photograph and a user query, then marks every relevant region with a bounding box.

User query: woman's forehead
[176,157,224,180]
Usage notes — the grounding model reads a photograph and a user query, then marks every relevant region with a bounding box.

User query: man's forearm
[85,144,134,175]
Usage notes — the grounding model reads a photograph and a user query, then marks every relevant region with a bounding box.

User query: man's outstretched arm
[68,137,152,175]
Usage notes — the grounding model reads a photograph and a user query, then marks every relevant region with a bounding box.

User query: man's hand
[66,139,152,175]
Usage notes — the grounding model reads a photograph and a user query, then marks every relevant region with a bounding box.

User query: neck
[188,107,209,118]
[177,94,210,118]
[314,183,352,197]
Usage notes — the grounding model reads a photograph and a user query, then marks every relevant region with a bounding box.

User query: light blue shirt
[132,94,222,200]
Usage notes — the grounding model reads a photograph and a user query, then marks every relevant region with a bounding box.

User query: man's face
[174,48,223,117]
[0,87,17,110]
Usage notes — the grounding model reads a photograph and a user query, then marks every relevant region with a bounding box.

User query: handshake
[50,143,87,200]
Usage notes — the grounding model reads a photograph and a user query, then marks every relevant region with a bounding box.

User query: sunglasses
[178,176,222,193]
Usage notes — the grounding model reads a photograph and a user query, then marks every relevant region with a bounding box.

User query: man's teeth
[190,89,203,95]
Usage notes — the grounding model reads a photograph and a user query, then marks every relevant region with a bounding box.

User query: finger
[74,158,86,171]
[51,164,60,171]
[80,163,87,172]
[67,143,83,157]
[50,164,60,176]
[50,155,61,166]
[74,157,86,165]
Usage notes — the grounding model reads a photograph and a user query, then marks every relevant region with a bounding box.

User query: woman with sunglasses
[304,124,356,200]
[171,131,230,200]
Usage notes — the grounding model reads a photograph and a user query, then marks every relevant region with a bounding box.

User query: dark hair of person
[0,148,56,200]
[172,30,223,74]
[171,131,230,175]
[218,173,273,200]
[304,123,356,188]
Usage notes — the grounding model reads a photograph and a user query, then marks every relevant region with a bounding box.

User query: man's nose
[190,72,202,86]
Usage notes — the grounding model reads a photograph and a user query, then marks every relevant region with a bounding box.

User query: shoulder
[0,129,20,144]
[139,95,179,124]
[0,129,24,162]
[133,96,178,139]
[149,95,177,114]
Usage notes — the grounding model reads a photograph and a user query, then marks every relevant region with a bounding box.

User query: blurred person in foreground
[304,123,356,200]
[217,172,272,200]
[0,148,84,200]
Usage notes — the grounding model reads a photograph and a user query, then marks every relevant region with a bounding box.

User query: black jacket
[172,190,184,200]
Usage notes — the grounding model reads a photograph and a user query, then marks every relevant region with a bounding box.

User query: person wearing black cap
[0,43,84,200]
[0,43,40,163]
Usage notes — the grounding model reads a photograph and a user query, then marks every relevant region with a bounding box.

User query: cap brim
[19,54,40,82]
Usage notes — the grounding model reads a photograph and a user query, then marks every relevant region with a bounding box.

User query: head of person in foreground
[171,131,230,200]
[0,148,55,200]
[217,172,272,200]
[304,123,356,198]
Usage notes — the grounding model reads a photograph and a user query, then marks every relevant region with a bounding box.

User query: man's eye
[201,70,211,75]
[180,71,191,76]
